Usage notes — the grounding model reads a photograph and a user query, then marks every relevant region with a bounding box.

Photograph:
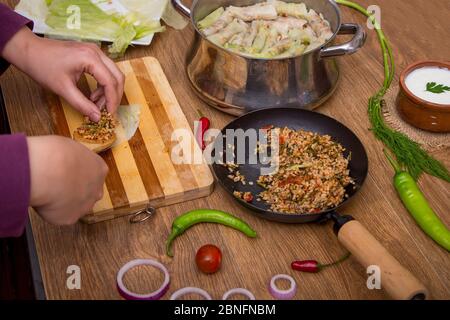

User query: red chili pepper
[196,110,210,151]
[291,260,321,273]
[291,253,350,273]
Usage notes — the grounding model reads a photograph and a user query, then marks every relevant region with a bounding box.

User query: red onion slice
[170,287,212,300]
[269,274,297,300]
[222,288,256,300]
[117,259,170,300]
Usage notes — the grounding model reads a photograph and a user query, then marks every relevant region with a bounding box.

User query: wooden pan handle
[337,220,428,300]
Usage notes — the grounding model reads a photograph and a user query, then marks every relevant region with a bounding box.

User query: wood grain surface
[1,0,449,300]
[47,57,214,223]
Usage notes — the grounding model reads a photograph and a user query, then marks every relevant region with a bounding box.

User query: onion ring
[170,287,212,300]
[222,288,256,300]
[269,274,297,300]
[117,259,170,300]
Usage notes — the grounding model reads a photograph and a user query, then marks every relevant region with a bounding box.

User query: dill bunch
[336,0,450,182]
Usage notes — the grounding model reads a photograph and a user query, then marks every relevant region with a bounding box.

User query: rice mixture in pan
[257,127,354,214]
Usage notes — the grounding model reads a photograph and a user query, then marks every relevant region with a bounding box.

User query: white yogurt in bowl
[404,66,450,105]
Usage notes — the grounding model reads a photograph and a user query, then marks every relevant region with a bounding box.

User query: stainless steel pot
[172,0,366,116]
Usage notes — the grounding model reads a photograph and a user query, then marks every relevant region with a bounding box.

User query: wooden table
[1,0,449,300]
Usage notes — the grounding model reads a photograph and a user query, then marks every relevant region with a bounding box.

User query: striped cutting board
[47,57,214,223]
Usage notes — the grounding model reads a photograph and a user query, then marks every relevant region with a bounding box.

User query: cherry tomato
[195,244,222,274]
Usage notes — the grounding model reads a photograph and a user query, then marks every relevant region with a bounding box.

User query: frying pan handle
[171,0,191,18]
[336,220,428,300]
[320,23,366,58]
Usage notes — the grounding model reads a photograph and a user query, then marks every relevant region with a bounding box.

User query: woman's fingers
[98,54,125,104]
[83,52,120,115]
[63,80,101,122]
[95,96,106,109]
[86,44,125,113]
[53,42,124,120]
[91,86,106,110]
[90,86,104,102]
[90,86,106,109]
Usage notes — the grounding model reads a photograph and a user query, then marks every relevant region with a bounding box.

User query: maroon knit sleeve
[0,3,33,74]
[0,134,30,237]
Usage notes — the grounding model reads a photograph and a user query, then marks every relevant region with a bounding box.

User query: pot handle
[320,23,366,58]
[172,0,191,18]
[337,220,428,300]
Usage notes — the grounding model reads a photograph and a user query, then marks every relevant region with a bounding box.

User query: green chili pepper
[166,209,257,257]
[385,150,450,252]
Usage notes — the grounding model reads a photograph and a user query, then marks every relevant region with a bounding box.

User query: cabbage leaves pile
[46,0,164,56]
[16,0,187,57]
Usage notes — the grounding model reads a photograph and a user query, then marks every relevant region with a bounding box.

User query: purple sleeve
[0,134,30,238]
[0,3,33,73]
[0,5,33,237]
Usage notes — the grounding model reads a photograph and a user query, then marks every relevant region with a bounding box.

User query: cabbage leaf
[45,0,165,56]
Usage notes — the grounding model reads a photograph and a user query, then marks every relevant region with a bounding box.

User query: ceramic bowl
[396,61,450,133]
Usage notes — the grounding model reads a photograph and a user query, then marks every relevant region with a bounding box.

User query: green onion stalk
[335,0,450,182]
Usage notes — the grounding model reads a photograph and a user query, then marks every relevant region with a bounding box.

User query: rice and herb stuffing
[257,127,354,214]
[233,191,254,203]
[76,109,116,143]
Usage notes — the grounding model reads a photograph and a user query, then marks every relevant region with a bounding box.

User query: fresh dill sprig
[335,0,450,182]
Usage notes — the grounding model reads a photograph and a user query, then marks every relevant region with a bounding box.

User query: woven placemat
[382,85,450,151]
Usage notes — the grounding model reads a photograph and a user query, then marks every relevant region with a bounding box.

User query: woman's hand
[27,136,108,225]
[2,27,124,121]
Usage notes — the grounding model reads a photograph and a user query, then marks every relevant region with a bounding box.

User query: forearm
[0,134,31,238]
[2,26,39,73]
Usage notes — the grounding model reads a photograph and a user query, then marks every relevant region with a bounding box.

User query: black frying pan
[212,108,427,300]
[212,108,368,224]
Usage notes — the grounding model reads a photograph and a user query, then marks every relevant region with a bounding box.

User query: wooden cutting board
[47,57,214,223]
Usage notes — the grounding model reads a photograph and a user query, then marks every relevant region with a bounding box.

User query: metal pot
[172,0,366,116]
